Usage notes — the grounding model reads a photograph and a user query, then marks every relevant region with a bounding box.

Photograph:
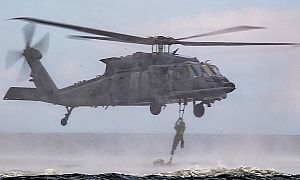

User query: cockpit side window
[187,65,197,77]
[175,64,204,79]
[190,64,203,77]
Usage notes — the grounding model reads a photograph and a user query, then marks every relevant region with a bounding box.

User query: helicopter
[4,17,299,126]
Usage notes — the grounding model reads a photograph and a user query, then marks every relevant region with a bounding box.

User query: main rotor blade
[68,35,151,45]
[11,17,154,45]
[23,23,36,47]
[33,32,49,54]
[176,26,265,41]
[175,41,300,46]
[6,50,23,70]
[12,17,298,47]
[16,59,30,82]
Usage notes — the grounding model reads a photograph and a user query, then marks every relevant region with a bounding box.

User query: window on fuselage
[153,67,169,84]
[160,67,169,82]
[142,71,150,87]
[176,66,189,79]
[130,72,140,89]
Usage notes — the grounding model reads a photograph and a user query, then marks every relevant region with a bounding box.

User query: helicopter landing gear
[61,106,75,126]
[178,101,186,119]
[193,101,205,118]
[150,101,162,115]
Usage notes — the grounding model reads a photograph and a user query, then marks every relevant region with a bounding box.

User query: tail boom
[4,87,55,102]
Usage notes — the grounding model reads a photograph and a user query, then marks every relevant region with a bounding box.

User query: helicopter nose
[223,81,235,93]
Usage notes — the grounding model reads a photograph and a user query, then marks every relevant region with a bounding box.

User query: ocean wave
[158,166,284,177]
[1,167,299,179]
[0,168,58,178]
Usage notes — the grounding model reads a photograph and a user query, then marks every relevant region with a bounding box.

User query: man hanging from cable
[167,117,186,164]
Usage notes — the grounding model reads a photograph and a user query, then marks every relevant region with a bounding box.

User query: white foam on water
[0,133,299,176]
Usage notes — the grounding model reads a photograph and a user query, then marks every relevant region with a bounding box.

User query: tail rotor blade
[23,23,36,47]
[33,32,49,54]
[16,59,31,82]
[6,50,23,70]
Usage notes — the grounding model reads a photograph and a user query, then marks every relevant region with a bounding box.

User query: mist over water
[0,133,300,177]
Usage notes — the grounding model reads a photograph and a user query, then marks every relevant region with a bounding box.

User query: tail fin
[28,55,57,91]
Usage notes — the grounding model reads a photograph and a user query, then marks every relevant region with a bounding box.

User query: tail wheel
[193,103,205,118]
[150,102,162,115]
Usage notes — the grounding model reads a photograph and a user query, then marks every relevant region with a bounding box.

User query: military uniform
[171,118,185,155]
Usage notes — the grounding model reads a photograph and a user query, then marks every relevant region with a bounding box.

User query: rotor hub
[153,36,175,45]
[23,47,42,60]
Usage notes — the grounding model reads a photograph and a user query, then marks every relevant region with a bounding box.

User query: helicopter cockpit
[173,62,223,80]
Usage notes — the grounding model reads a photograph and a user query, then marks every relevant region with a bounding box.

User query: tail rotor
[5,23,49,82]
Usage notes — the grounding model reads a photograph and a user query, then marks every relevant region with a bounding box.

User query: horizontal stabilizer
[4,87,42,101]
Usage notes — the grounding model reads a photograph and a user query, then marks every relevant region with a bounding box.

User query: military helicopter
[4,17,298,126]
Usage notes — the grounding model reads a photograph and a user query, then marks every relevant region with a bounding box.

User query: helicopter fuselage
[49,52,235,116]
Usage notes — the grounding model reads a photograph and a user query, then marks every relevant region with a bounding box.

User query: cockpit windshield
[210,65,222,76]
[201,64,222,77]
[201,64,214,76]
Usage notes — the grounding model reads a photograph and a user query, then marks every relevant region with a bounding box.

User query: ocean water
[0,133,300,179]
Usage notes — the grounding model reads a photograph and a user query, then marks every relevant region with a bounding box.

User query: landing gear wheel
[61,117,68,126]
[60,107,75,126]
[150,102,162,115]
[194,103,205,118]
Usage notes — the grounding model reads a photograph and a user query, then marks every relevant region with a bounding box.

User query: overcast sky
[1,0,300,134]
